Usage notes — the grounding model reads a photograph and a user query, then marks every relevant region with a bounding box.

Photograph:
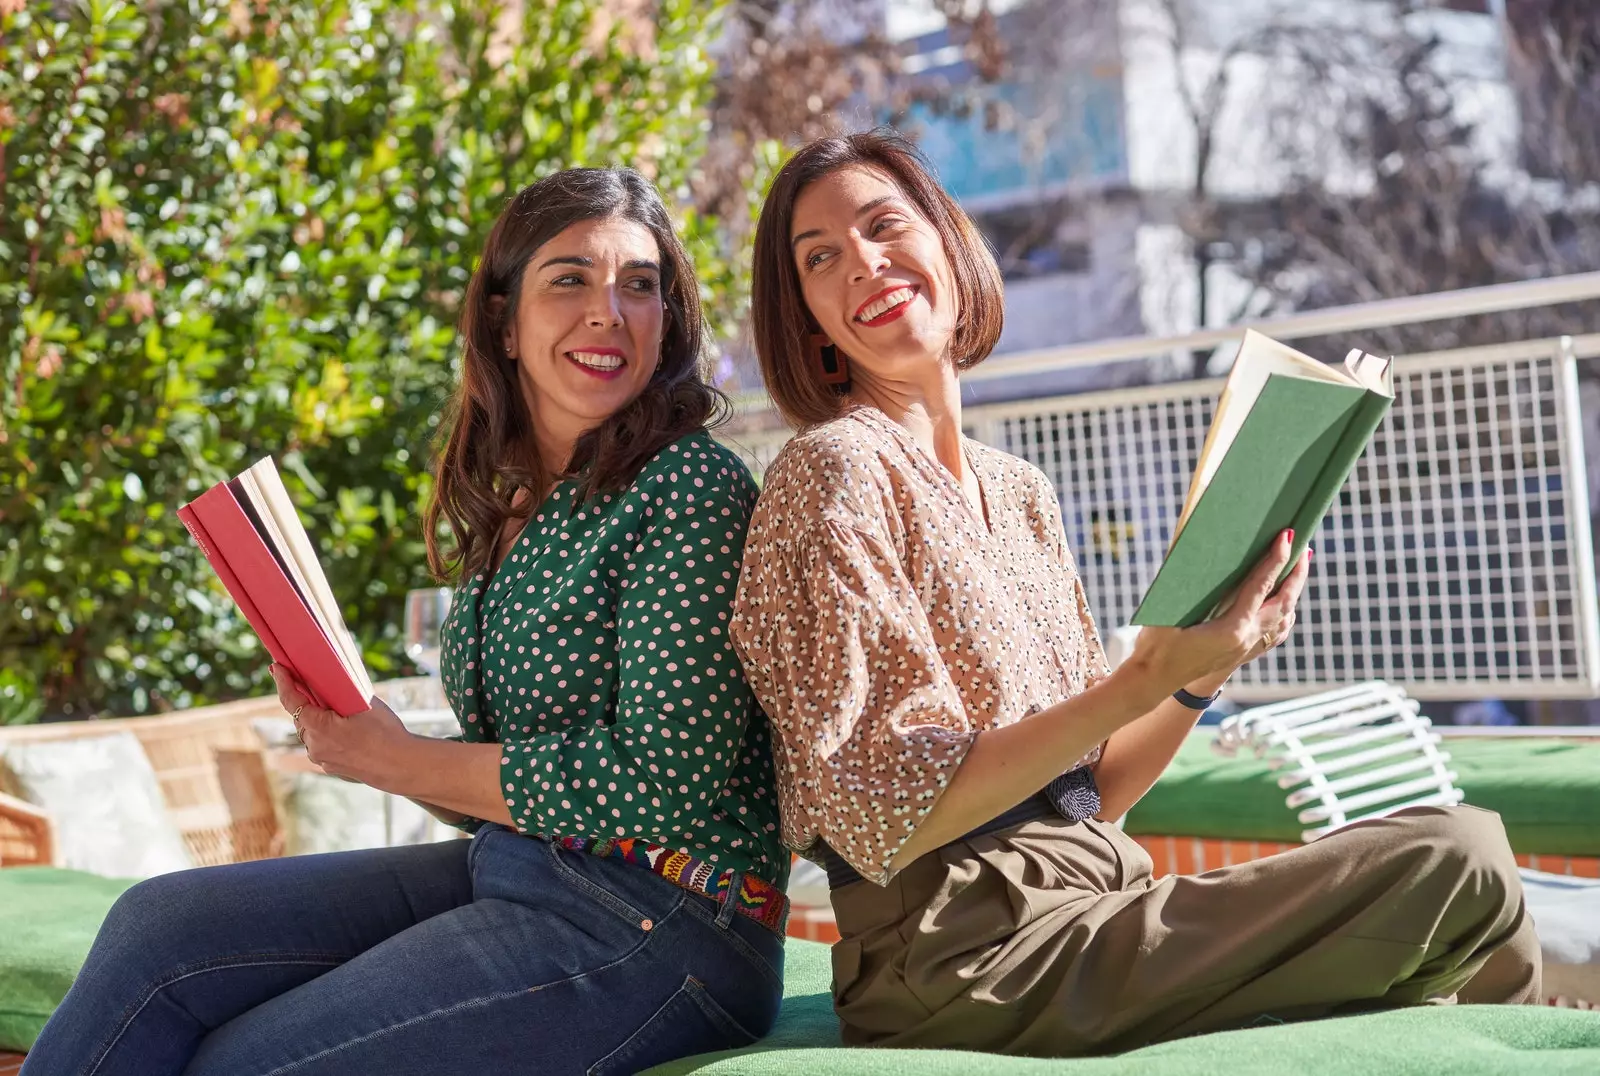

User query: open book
[178,459,374,715]
[1131,329,1395,627]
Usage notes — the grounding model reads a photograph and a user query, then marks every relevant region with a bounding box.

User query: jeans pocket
[544,842,654,929]
[711,907,786,995]
[587,974,759,1076]
[466,824,498,890]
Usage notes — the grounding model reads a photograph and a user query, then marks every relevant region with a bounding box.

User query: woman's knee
[95,866,229,958]
[1387,805,1521,903]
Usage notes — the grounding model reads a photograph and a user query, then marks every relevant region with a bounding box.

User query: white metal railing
[727,271,1600,415]
[960,271,1600,387]
[974,334,1600,700]
[720,274,1600,701]
[1438,725,1600,738]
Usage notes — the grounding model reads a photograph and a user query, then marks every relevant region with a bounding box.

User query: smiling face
[789,165,961,385]
[502,216,665,461]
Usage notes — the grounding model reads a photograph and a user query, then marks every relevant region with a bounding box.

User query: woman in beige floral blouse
[730,128,1539,1057]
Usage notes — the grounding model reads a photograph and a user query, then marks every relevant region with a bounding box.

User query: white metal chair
[1212,681,1465,842]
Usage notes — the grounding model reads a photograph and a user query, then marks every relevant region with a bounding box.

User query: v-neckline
[478,481,571,630]
[854,406,993,537]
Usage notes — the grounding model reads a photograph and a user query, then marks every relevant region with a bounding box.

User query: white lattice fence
[969,335,1600,701]
[724,333,1600,701]
[715,426,793,482]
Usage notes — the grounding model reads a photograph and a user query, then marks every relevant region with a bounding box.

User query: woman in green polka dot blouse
[26,170,789,1076]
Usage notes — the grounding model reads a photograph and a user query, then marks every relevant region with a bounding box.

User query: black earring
[807,334,849,387]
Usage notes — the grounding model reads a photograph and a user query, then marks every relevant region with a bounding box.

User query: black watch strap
[1172,686,1223,711]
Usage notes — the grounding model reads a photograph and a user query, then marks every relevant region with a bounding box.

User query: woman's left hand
[1181,543,1313,697]
[269,665,416,791]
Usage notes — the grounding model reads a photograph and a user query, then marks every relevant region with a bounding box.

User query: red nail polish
[1286,529,1295,543]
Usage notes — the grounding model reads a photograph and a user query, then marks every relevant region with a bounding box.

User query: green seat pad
[1122,730,1600,855]
[649,940,1600,1075]
[0,867,134,1051]
[5,879,1597,1071]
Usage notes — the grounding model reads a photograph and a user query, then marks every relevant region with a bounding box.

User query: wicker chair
[0,791,52,868]
[0,677,442,869]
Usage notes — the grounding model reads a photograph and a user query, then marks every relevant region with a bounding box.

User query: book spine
[1286,391,1394,571]
[188,484,370,716]
[178,504,295,673]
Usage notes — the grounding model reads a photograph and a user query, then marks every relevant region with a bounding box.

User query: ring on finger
[290,702,308,722]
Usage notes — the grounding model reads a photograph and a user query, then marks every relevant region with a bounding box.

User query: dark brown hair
[425,168,725,581]
[751,127,1005,429]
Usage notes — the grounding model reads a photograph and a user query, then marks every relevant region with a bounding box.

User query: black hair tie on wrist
[1173,686,1223,711]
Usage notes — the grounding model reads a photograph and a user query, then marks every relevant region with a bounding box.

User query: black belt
[817,765,1102,890]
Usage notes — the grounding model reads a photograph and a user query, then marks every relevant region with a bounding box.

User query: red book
[181,460,373,716]
[177,504,293,672]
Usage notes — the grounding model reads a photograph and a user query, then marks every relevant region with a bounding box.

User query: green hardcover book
[1131,329,1395,627]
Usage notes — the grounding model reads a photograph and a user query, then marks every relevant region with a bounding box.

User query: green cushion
[0,867,134,1051]
[1123,730,1600,855]
[649,940,1600,1075]
[6,876,1598,1070]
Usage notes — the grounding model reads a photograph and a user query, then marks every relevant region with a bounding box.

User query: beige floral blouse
[730,406,1111,886]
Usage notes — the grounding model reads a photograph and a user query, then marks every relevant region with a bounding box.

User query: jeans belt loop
[715,870,745,928]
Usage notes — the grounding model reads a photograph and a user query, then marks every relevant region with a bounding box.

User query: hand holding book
[268,664,409,786]
[1127,526,1312,696]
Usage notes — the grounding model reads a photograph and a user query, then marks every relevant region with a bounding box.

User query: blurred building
[877,0,1516,402]
[716,1,1600,711]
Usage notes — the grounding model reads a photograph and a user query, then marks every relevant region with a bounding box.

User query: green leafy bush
[0,0,735,722]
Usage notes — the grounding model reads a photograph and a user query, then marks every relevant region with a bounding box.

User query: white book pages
[1343,347,1396,396]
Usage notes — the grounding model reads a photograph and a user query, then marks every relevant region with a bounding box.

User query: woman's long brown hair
[425,169,726,582]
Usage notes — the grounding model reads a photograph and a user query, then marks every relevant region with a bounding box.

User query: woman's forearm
[1092,699,1206,821]
[406,798,474,828]
[376,737,515,828]
[1093,671,1230,820]
[893,660,1169,867]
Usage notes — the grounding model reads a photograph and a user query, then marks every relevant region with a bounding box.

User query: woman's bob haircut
[750,127,1004,428]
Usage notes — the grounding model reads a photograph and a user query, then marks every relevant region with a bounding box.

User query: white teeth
[857,287,916,322]
[569,351,625,371]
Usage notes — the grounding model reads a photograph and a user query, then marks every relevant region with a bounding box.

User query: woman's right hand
[1127,528,1311,695]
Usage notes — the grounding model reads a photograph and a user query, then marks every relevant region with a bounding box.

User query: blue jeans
[23,826,784,1075]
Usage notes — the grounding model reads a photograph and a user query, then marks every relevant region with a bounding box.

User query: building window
[976,204,1092,280]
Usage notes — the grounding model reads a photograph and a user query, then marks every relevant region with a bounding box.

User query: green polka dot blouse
[438,430,788,887]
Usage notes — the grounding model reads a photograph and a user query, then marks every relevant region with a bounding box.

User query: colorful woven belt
[554,835,789,934]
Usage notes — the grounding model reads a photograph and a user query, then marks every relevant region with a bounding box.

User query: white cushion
[1522,868,1600,1002]
[251,714,462,856]
[788,856,831,910]
[0,732,194,878]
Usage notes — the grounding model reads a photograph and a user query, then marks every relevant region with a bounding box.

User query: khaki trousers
[829,805,1541,1057]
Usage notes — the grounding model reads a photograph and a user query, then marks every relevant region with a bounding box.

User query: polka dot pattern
[731,406,1111,886]
[439,430,788,886]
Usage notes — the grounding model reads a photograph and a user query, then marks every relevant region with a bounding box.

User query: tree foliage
[0,0,728,722]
